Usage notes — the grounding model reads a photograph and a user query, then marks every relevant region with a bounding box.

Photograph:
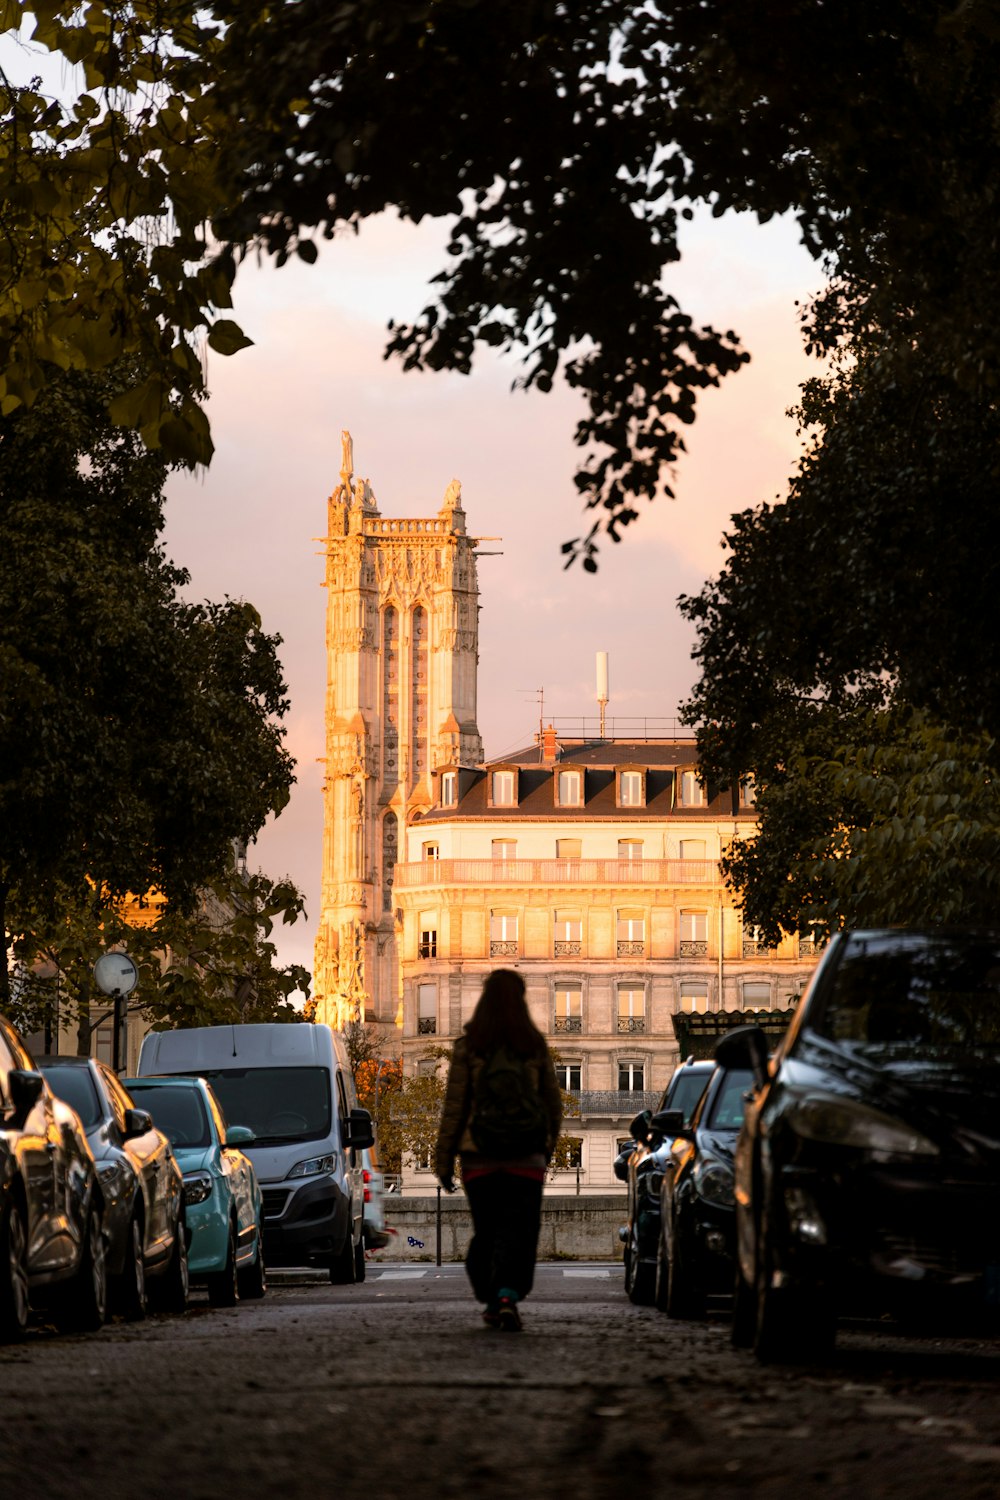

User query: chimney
[542,723,558,764]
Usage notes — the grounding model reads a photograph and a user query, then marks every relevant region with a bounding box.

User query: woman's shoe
[497,1297,522,1332]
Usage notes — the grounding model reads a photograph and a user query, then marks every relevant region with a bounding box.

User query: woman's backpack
[469,1045,549,1158]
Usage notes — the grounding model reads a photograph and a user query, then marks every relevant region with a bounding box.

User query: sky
[162,208,823,982]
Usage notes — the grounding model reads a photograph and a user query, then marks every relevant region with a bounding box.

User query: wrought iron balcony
[617,1016,646,1034]
[417,1017,437,1035]
[554,940,582,957]
[553,1016,583,1034]
[742,939,776,958]
[489,939,519,958]
[617,940,645,958]
[680,939,708,958]
[579,1089,659,1117]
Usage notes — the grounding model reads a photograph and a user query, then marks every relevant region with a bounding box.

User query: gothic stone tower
[313,432,484,1031]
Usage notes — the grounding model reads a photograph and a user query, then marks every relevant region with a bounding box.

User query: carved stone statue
[340,429,354,480]
[443,477,462,510]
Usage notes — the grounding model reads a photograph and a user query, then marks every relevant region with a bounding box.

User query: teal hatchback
[124,1075,266,1304]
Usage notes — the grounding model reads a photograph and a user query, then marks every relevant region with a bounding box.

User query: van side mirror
[716,1025,769,1090]
[9,1069,44,1129]
[344,1108,374,1150]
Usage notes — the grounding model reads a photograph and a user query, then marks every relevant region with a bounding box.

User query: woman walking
[434,969,563,1331]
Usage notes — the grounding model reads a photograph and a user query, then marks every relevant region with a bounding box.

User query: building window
[553,911,582,958]
[440,771,457,807]
[553,1137,583,1171]
[743,925,776,958]
[381,809,397,915]
[557,769,582,807]
[490,910,519,957]
[617,985,646,1034]
[417,982,437,1035]
[416,1058,438,1078]
[556,1062,582,1092]
[418,913,437,960]
[618,770,644,807]
[422,841,439,861]
[741,777,757,808]
[490,769,516,806]
[554,985,582,1033]
[799,927,826,957]
[617,839,643,864]
[618,1060,646,1091]
[556,838,582,861]
[616,910,645,958]
[679,838,707,862]
[679,910,708,958]
[679,981,709,1014]
[492,839,517,862]
[679,769,705,807]
[743,981,771,1012]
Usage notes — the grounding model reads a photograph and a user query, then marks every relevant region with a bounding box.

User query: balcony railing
[617,940,645,958]
[679,939,708,958]
[579,1090,659,1117]
[617,1016,646,1034]
[554,940,582,957]
[553,1015,583,1033]
[395,858,721,888]
[489,939,519,958]
[742,940,777,958]
[417,1017,437,1035]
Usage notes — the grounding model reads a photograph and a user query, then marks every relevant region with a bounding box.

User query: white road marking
[561,1267,612,1278]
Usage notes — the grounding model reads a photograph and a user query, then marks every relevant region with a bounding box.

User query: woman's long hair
[465,969,546,1058]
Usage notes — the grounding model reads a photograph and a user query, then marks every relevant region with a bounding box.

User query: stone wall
[373,1193,626,1263]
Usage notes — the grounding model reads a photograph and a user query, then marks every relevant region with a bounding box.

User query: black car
[37,1056,188,1319]
[0,1016,107,1340]
[718,929,1000,1362]
[654,1062,755,1318]
[617,1058,714,1304]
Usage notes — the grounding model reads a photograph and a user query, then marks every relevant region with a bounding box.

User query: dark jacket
[434,1035,563,1181]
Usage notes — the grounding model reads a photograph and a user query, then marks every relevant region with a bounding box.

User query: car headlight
[693,1159,735,1206]
[287,1153,338,1179]
[183,1170,214,1205]
[787,1096,939,1156]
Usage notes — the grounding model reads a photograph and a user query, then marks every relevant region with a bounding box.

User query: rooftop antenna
[519,687,545,743]
[596,651,609,739]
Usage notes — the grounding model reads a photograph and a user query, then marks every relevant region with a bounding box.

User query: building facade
[394,730,820,1191]
[312,434,484,1031]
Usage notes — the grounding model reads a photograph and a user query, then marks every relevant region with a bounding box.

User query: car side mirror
[649,1109,685,1140]
[225,1124,256,1147]
[612,1147,634,1182]
[8,1069,44,1129]
[628,1108,652,1142]
[716,1025,769,1090]
[123,1107,154,1140]
[343,1108,374,1150]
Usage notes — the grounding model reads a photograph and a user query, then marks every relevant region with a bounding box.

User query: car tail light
[363,1167,371,1203]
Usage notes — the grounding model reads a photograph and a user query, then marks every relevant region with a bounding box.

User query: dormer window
[440,771,458,807]
[618,769,645,808]
[489,769,517,807]
[556,769,583,807]
[679,769,706,807]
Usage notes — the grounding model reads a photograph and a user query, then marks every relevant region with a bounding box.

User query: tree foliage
[0,362,295,1010]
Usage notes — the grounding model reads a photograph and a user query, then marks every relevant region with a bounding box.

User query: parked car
[617,1059,714,1304]
[717,929,1000,1362]
[124,1075,266,1304]
[135,1024,373,1285]
[37,1055,187,1318]
[654,1061,755,1318]
[0,1016,107,1339]
[361,1147,391,1251]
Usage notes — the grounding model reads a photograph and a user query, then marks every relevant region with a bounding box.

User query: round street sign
[94,951,138,997]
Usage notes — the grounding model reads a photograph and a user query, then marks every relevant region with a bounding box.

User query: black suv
[0,1017,107,1339]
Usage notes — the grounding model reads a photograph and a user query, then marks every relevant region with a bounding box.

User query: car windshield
[813,933,1000,1059]
[705,1068,755,1130]
[127,1084,211,1149]
[667,1070,711,1125]
[184,1067,332,1144]
[40,1064,102,1129]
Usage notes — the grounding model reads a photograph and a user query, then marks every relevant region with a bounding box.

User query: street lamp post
[93,952,138,1073]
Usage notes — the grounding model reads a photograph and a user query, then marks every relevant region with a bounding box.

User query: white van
[136,1023,374,1284]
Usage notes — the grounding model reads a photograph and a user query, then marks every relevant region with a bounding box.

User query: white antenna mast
[596,651,609,739]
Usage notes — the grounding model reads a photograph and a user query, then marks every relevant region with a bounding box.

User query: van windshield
[184,1067,333,1145]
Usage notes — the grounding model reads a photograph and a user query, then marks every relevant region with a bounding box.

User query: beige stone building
[312,440,820,1190]
[312,433,483,1032]
[395,732,819,1192]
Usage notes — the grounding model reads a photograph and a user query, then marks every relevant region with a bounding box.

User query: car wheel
[753,1220,835,1363]
[149,1214,189,1316]
[625,1227,654,1306]
[329,1226,358,1285]
[57,1203,107,1333]
[207,1222,239,1307]
[665,1224,706,1321]
[237,1219,267,1301]
[115,1211,147,1322]
[0,1197,30,1342]
[654,1228,670,1313]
